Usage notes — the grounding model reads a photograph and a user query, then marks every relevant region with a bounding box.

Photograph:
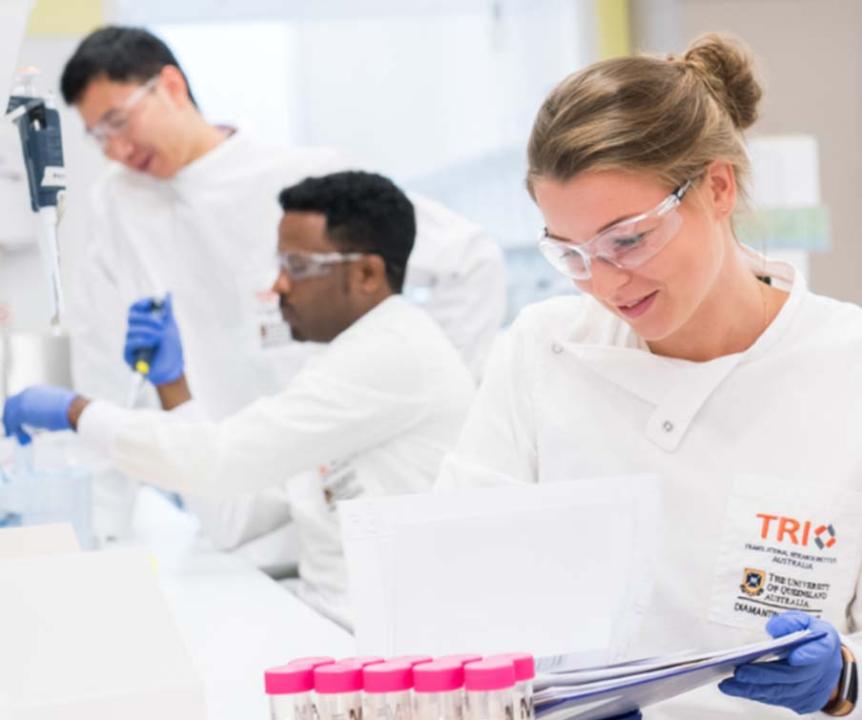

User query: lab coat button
[662,420,674,433]
[551,343,564,354]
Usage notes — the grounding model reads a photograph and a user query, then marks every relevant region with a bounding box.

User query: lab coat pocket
[708,474,862,631]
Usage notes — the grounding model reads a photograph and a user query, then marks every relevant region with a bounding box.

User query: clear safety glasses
[277,250,364,280]
[87,76,158,146]
[538,179,693,281]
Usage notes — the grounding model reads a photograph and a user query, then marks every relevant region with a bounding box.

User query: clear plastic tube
[270,690,314,720]
[465,689,514,720]
[513,680,534,720]
[413,660,466,720]
[363,661,413,720]
[315,691,362,720]
[464,660,516,720]
[314,664,364,720]
[414,688,464,720]
[364,689,412,720]
[486,655,534,720]
[265,664,317,720]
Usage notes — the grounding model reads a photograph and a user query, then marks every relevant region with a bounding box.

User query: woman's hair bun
[683,33,762,130]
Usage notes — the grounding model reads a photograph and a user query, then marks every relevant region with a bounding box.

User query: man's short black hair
[278,171,416,293]
[60,26,196,106]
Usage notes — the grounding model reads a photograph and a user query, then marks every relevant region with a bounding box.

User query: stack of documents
[341,476,662,658]
[533,629,822,720]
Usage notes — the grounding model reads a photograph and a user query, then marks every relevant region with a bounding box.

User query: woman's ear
[702,159,738,220]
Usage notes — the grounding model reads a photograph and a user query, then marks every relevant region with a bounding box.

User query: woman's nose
[584,258,631,300]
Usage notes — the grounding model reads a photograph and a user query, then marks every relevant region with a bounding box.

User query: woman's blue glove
[719,611,843,714]
[123,293,184,386]
[2,385,76,445]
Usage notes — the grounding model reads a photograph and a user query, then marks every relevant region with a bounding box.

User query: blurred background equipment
[7,66,66,325]
[1,0,72,405]
[0,0,92,548]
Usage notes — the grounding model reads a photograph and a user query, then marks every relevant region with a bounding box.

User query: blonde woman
[440,34,861,718]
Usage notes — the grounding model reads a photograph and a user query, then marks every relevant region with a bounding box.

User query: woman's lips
[617,290,658,319]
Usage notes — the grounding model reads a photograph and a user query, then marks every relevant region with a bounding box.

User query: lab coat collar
[736,245,805,363]
[168,126,242,193]
[551,247,806,452]
[331,295,408,343]
[102,126,243,196]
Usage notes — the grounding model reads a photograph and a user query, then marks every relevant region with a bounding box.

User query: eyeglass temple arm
[673,179,694,200]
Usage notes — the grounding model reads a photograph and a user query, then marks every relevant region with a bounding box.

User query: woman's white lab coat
[67,129,505,557]
[438,252,862,719]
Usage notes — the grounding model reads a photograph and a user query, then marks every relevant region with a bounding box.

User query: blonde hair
[526,33,763,201]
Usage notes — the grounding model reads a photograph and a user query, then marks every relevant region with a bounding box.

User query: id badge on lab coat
[709,474,862,630]
[319,459,364,511]
[235,266,293,352]
[286,461,364,516]
[251,286,292,351]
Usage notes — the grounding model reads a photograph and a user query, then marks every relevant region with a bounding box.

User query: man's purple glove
[2,385,76,445]
[123,293,184,385]
[719,611,843,714]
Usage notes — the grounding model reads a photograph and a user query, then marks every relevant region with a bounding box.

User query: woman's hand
[719,611,843,714]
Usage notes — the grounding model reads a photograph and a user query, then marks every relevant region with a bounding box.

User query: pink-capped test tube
[464,660,516,720]
[413,660,466,720]
[363,661,414,720]
[265,663,317,720]
[314,663,364,720]
[486,654,535,720]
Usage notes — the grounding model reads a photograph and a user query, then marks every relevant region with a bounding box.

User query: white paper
[0,548,206,720]
[341,475,661,659]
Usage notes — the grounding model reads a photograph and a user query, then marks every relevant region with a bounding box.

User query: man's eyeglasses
[277,250,365,281]
[87,76,158,146]
[538,180,693,281]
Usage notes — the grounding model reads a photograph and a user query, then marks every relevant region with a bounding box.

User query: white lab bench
[125,488,355,720]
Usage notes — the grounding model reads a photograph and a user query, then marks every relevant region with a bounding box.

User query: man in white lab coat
[58,26,505,559]
[4,170,476,626]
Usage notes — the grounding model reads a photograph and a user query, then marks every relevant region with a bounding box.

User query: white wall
[677,0,862,304]
[151,1,594,316]
[154,1,588,221]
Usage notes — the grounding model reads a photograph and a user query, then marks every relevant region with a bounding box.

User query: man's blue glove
[123,293,184,386]
[2,385,76,445]
[719,611,843,714]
